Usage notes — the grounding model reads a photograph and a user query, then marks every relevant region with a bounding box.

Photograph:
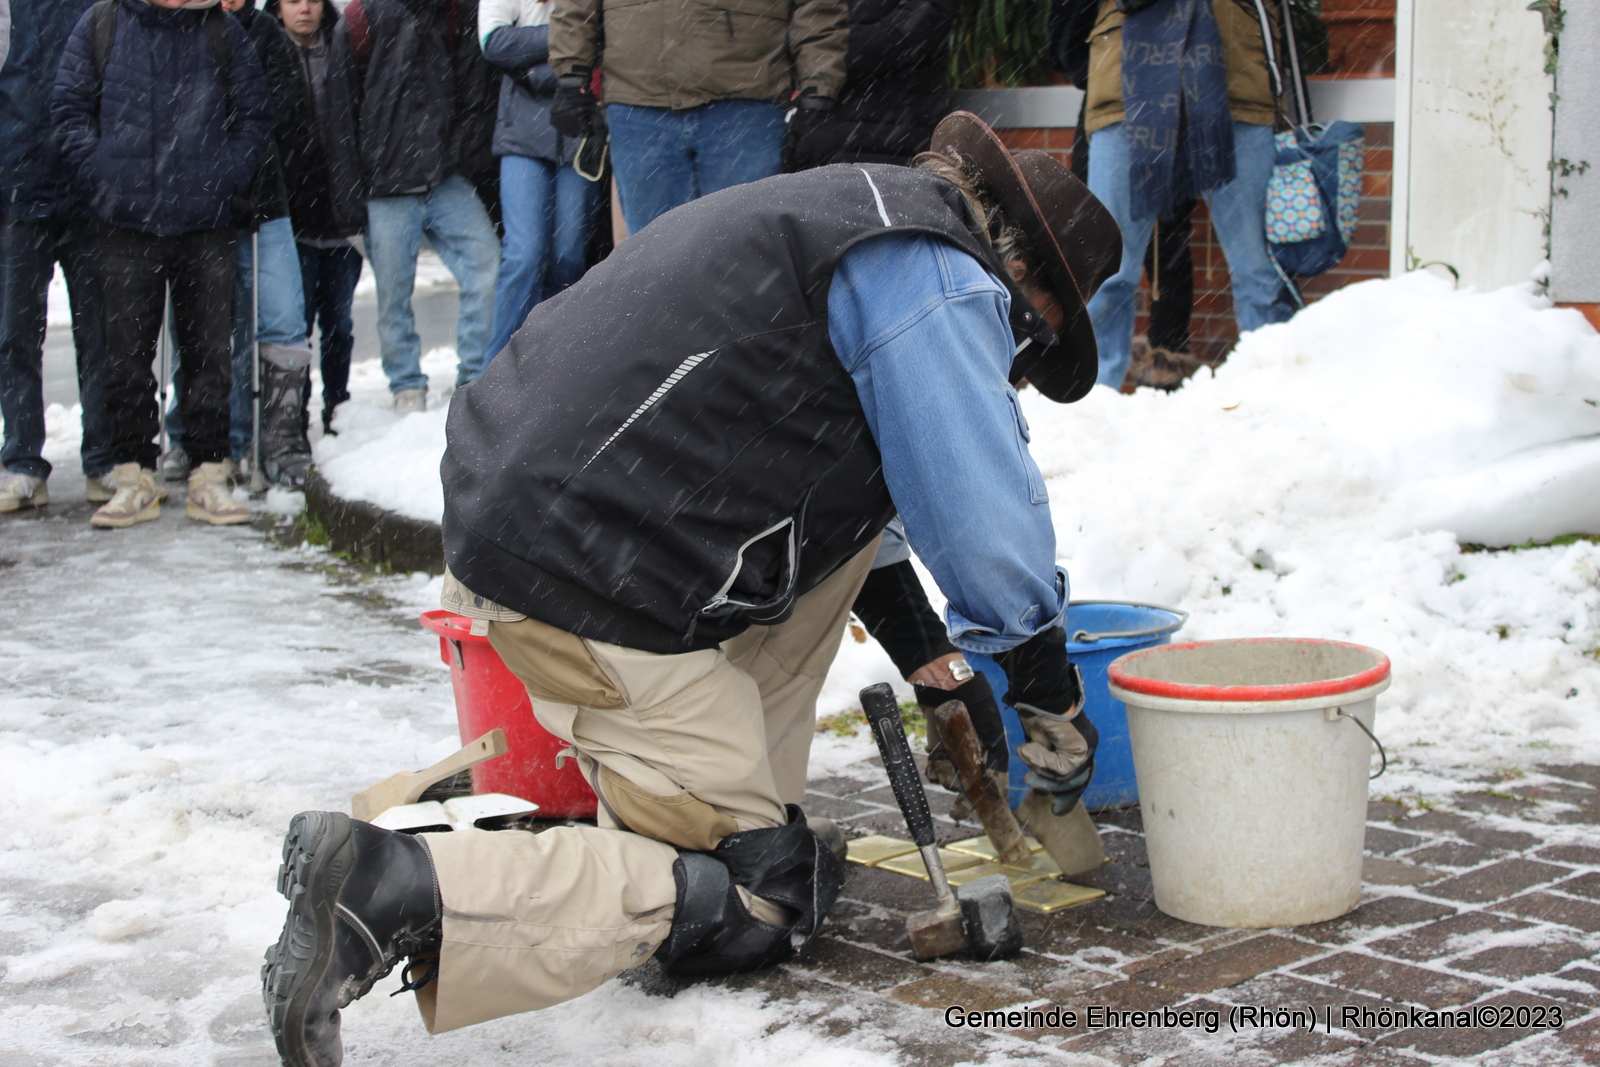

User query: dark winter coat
[51,0,274,236]
[0,0,99,221]
[1047,0,1100,89]
[482,23,572,164]
[786,0,956,169]
[322,0,496,226]
[229,0,305,225]
[264,0,358,240]
[442,164,1054,653]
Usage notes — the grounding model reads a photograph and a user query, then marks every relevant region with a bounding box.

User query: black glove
[782,89,834,172]
[550,68,598,139]
[994,627,1096,814]
[915,673,1008,776]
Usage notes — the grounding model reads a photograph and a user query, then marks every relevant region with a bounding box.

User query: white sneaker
[86,471,117,503]
[393,388,427,415]
[186,461,251,525]
[0,472,48,513]
[90,463,167,528]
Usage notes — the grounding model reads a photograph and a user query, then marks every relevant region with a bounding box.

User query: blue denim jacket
[828,232,1069,654]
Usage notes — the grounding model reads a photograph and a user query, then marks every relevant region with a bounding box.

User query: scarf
[1120,0,1235,222]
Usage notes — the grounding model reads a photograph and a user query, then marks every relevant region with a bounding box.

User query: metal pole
[158,295,171,459]
[1278,0,1313,127]
[249,229,266,494]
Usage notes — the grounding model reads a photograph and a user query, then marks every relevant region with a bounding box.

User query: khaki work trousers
[418,540,879,1033]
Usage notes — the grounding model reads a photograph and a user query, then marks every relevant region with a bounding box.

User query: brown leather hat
[929,111,1122,403]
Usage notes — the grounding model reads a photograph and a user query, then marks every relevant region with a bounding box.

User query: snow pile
[313,347,462,521]
[315,271,1600,767]
[1024,271,1600,765]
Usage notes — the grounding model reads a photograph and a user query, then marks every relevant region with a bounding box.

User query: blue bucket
[967,601,1187,811]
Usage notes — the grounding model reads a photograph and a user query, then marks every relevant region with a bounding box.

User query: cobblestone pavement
[635,762,1600,1066]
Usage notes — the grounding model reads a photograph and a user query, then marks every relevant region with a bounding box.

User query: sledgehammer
[861,683,1023,961]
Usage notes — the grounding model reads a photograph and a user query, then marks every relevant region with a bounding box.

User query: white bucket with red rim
[1107,638,1391,928]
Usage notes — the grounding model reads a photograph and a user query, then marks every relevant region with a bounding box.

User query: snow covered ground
[0,489,898,1065]
[316,270,1600,772]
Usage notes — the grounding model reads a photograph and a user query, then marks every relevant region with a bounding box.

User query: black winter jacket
[266,0,358,240]
[0,0,98,222]
[323,0,496,226]
[51,0,274,236]
[442,164,1054,653]
[232,1,304,226]
[787,0,956,169]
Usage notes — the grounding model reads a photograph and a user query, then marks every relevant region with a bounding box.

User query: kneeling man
[262,112,1119,1066]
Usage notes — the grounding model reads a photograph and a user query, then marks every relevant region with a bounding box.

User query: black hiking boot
[258,345,315,487]
[262,811,441,1067]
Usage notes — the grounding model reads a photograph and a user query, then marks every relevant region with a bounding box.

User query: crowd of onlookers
[1,0,1305,529]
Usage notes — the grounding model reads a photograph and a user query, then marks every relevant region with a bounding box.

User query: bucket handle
[1070,605,1190,644]
[1332,707,1387,779]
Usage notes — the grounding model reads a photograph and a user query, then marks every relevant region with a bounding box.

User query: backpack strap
[204,5,234,127]
[91,0,116,80]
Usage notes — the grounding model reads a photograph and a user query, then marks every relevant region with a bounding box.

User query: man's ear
[1006,258,1028,284]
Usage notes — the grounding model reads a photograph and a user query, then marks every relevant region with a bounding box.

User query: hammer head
[908,899,968,960]
[958,874,1023,961]
[907,875,1023,961]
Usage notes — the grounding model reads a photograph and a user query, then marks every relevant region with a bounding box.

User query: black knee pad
[653,805,844,977]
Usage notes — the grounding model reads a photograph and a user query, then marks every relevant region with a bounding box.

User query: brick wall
[996,122,1395,366]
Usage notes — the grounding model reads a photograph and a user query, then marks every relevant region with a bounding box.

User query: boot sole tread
[263,811,354,1067]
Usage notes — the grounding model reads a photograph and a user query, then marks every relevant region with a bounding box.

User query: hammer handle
[861,683,937,850]
[931,700,1032,867]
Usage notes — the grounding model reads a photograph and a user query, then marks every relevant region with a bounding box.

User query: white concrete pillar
[1550,0,1600,303]
[1392,0,1553,289]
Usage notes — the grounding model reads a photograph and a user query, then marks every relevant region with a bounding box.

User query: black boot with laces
[262,812,441,1067]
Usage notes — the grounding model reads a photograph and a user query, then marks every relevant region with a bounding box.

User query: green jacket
[1084,0,1280,136]
[550,0,848,110]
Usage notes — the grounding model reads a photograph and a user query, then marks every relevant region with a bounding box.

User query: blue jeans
[607,100,786,235]
[365,174,499,392]
[168,216,307,458]
[298,242,364,410]
[1085,121,1295,389]
[484,155,599,368]
[0,215,112,479]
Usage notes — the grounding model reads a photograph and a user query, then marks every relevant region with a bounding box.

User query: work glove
[994,627,1097,814]
[551,67,599,139]
[783,88,834,171]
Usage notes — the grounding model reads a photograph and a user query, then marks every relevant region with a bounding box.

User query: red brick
[1292,951,1496,1008]
[1350,221,1390,247]
[1363,172,1392,197]
[1364,148,1394,174]
[1132,935,1321,994]
[997,129,1049,151]
[1364,122,1395,148]
[1339,246,1392,272]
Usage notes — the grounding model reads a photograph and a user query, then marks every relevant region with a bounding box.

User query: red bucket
[419,610,598,818]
